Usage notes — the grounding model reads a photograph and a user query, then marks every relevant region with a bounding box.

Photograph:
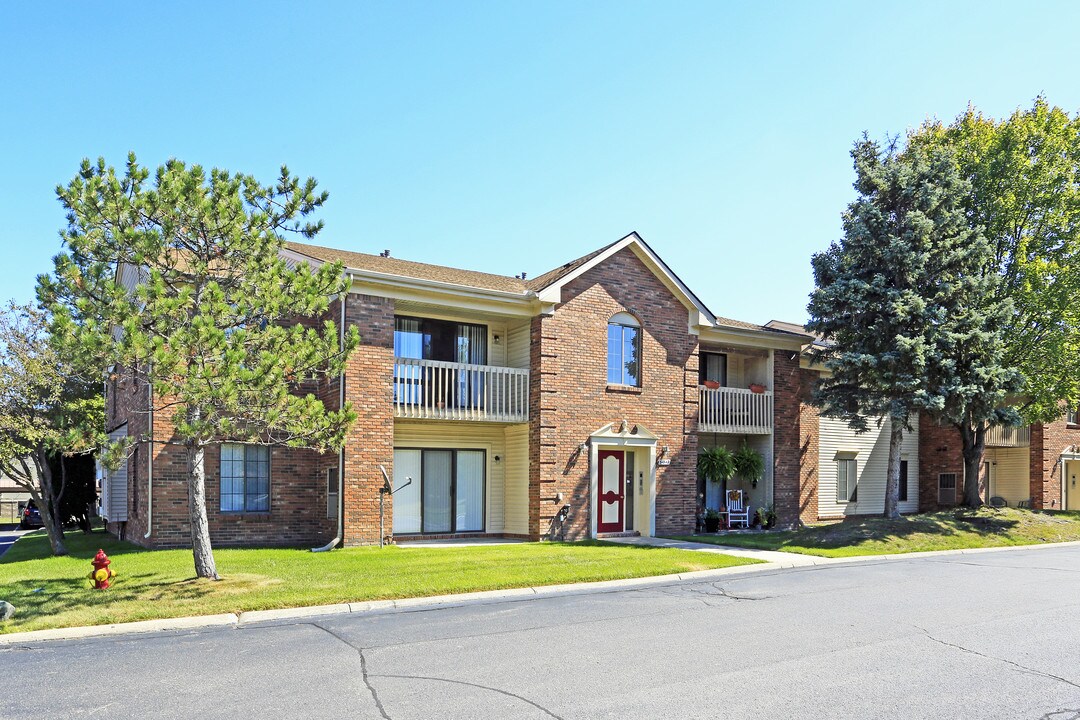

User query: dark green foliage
[808,137,1016,514]
[909,98,1080,425]
[38,154,360,577]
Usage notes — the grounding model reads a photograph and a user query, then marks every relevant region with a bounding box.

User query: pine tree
[39,154,359,578]
[808,138,1014,517]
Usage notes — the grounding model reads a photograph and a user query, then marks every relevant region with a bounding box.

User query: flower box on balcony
[702,380,721,390]
[749,383,767,394]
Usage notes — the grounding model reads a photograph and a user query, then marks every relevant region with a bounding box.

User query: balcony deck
[698,386,773,434]
[394,357,529,423]
[985,425,1030,448]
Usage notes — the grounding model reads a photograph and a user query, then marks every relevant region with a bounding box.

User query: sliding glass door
[394,316,488,408]
[392,448,485,534]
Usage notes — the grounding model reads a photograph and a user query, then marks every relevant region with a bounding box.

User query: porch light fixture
[578,442,588,454]
[493,333,502,345]
[494,455,501,463]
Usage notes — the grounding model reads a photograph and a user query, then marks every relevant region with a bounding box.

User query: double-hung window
[607,313,641,387]
[220,444,270,513]
[836,456,857,503]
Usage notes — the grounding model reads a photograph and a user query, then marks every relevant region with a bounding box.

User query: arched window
[607,312,641,386]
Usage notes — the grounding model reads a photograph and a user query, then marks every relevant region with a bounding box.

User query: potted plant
[702,379,721,390]
[755,505,777,530]
[733,441,765,489]
[704,508,721,533]
[748,383,767,394]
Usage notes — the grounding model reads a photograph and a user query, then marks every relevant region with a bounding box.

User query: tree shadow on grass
[804,509,1022,550]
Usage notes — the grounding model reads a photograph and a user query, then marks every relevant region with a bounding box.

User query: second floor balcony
[985,425,1030,448]
[394,357,530,423]
[698,385,773,435]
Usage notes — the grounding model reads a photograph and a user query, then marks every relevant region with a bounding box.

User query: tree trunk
[33,450,67,556]
[883,418,904,519]
[186,441,219,580]
[958,422,986,508]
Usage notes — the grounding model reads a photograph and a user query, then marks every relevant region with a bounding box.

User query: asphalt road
[0,527,29,559]
[4,546,1080,720]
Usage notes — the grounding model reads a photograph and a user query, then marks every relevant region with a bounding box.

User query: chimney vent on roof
[380,249,391,257]
[520,272,527,280]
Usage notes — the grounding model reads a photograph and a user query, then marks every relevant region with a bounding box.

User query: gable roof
[529,232,718,326]
[285,235,795,341]
[524,241,619,292]
[285,241,529,294]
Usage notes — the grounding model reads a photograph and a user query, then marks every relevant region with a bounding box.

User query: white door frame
[588,422,658,538]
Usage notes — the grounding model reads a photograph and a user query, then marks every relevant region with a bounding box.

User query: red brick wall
[1030,413,1080,510]
[530,247,699,539]
[917,414,964,511]
[341,293,396,545]
[772,353,814,526]
[105,299,353,549]
[797,370,820,525]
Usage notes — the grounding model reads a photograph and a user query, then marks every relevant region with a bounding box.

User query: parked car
[18,500,43,530]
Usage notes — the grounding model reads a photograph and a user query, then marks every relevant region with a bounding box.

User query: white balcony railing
[699,386,773,434]
[394,357,529,423]
[985,425,1030,448]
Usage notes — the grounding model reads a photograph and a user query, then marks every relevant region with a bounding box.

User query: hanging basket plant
[733,441,765,488]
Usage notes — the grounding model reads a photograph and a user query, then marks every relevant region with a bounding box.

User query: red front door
[597,450,624,533]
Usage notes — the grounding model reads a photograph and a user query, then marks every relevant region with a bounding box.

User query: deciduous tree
[909,99,1080,505]
[0,303,103,555]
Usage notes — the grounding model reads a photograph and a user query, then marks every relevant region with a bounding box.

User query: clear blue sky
[3,1,1078,324]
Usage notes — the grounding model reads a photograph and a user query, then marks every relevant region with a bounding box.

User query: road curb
[0,613,239,645]
[5,539,1080,645]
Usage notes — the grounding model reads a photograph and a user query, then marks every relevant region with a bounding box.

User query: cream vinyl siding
[102,424,129,522]
[818,415,919,517]
[985,447,1029,506]
[503,424,530,534]
[393,422,508,533]
[506,320,531,369]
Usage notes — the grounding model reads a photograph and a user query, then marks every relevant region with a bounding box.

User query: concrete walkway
[604,534,821,566]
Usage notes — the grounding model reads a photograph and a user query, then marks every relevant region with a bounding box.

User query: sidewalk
[602,535,820,566]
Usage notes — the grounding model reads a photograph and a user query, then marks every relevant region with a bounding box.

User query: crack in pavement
[368,673,566,720]
[914,625,1080,692]
[925,558,1080,574]
[1041,709,1080,720]
[308,622,566,719]
[309,622,391,720]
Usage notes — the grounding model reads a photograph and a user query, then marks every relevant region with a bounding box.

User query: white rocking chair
[726,490,750,529]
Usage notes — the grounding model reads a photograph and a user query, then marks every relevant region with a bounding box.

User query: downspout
[313,274,352,552]
[143,375,154,539]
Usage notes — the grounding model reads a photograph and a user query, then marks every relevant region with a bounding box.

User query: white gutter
[313,274,352,552]
[144,374,154,539]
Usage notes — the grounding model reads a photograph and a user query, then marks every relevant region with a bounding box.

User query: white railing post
[393,357,529,423]
[697,385,774,434]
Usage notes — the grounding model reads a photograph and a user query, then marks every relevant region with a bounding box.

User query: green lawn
[0,530,757,634]
[670,507,1080,557]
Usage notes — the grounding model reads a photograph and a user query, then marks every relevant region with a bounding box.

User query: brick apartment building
[100,233,1080,548]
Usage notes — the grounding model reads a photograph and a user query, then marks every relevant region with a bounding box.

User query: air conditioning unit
[938,473,957,505]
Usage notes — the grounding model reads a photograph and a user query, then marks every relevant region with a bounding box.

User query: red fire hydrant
[89,549,116,590]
